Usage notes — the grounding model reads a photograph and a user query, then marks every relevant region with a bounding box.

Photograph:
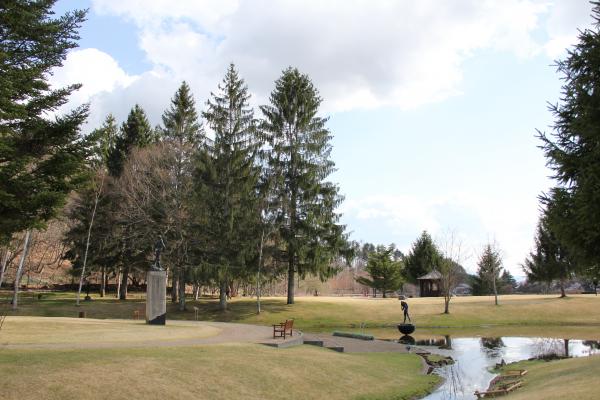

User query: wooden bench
[273,319,294,339]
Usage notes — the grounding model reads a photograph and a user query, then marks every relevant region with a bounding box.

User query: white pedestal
[146,270,166,325]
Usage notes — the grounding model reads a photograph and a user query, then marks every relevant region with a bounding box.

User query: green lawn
[4,291,600,338]
[500,355,600,400]
[0,343,438,400]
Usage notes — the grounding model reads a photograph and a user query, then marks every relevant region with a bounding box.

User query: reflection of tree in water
[415,336,453,348]
[583,340,600,350]
[533,338,570,359]
[480,337,505,358]
[439,360,465,400]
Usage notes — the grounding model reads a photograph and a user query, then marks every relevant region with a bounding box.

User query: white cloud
[341,192,541,277]
[543,0,594,57]
[50,48,137,107]
[88,0,555,113]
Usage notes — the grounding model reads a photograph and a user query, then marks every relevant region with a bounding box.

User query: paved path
[0,320,301,350]
[303,333,414,353]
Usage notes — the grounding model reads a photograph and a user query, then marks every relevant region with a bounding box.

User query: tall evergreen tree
[108,104,154,177]
[404,231,440,283]
[106,105,154,300]
[538,3,600,269]
[523,215,573,297]
[195,64,261,311]
[159,81,203,310]
[261,67,346,305]
[476,243,503,305]
[0,1,89,244]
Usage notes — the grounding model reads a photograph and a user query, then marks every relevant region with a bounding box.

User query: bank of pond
[399,336,600,400]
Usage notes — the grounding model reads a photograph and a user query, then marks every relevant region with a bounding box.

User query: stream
[411,336,600,400]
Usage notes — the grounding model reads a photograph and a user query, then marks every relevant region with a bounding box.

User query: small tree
[438,231,467,314]
[356,245,404,298]
[477,243,503,305]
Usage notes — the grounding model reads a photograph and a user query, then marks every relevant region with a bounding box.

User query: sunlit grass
[0,343,438,400]
[500,355,600,400]
[3,291,600,338]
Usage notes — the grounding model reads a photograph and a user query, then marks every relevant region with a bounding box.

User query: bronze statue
[152,235,166,271]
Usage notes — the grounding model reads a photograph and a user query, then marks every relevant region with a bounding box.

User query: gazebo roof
[417,270,442,280]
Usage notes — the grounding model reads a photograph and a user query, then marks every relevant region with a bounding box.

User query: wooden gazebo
[417,270,442,297]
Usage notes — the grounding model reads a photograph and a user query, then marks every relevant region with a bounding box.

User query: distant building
[453,283,472,296]
[417,270,442,297]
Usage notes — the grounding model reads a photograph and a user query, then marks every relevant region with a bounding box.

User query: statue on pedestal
[152,235,166,271]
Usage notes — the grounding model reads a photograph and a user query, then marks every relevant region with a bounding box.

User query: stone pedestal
[146,270,166,325]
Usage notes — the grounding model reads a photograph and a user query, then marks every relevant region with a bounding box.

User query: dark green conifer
[261,67,346,305]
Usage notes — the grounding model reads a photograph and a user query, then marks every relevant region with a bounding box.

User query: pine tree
[523,215,573,297]
[159,81,203,311]
[106,105,154,300]
[0,1,89,245]
[356,245,404,297]
[108,104,154,177]
[404,231,440,283]
[476,243,503,305]
[261,67,347,305]
[196,64,261,311]
[538,2,600,268]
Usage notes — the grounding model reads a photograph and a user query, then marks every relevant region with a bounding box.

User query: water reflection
[419,337,600,400]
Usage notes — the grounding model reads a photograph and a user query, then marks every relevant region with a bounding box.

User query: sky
[51,0,594,278]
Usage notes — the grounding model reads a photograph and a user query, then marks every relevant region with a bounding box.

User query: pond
[410,336,600,400]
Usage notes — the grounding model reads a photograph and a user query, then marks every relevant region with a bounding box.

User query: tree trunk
[100,266,106,297]
[0,248,10,288]
[77,188,100,306]
[178,266,186,311]
[12,230,32,310]
[193,284,200,301]
[219,279,227,311]
[256,229,265,314]
[171,268,179,303]
[286,259,295,305]
[115,268,121,298]
[119,265,129,300]
[444,295,450,314]
[559,279,566,298]
[492,275,498,306]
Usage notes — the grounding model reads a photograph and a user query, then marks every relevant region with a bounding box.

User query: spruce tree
[196,64,261,310]
[0,1,88,244]
[476,243,503,305]
[356,245,404,297]
[261,67,346,305]
[106,105,153,300]
[538,3,600,268]
[159,81,203,310]
[404,231,440,283]
[108,104,154,177]
[523,215,573,297]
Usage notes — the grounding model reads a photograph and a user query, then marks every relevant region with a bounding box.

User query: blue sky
[51,0,594,277]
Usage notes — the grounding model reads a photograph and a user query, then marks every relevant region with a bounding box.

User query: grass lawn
[500,355,600,400]
[0,343,438,400]
[0,316,220,345]
[4,292,600,338]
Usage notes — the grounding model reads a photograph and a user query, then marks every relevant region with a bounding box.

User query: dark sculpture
[152,235,166,271]
[397,323,415,335]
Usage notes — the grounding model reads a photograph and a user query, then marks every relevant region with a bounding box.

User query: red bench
[273,319,294,339]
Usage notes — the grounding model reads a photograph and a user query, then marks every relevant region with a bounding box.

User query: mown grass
[500,355,600,400]
[3,291,600,338]
[0,343,438,400]
[0,316,220,345]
